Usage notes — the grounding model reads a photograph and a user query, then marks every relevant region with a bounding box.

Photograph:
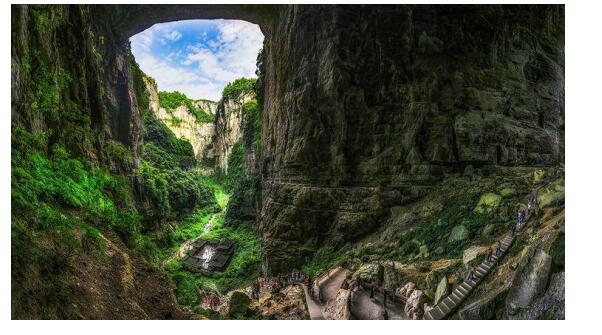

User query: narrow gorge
[11,4,564,320]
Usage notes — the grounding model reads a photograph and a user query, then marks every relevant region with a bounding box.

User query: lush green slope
[158,91,214,123]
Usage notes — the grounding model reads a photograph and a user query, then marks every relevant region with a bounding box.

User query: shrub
[221,78,256,102]
[158,91,214,123]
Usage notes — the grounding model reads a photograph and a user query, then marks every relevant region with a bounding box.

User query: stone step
[449,293,462,305]
[430,307,444,320]
[441,298,456,311]
[456,286,468,296]
[439,301,451,315]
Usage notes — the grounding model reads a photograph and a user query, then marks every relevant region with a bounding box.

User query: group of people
[513,192,538,235]
[201,294,221,310]
[250,271,313,299]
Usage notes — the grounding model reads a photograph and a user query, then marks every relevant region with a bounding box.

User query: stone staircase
[423,186,542,320]
[423,233,515,320]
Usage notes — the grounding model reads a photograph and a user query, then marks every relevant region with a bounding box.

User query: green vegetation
[12,126,141,244]
[221,78,256,102]
[158,91,214,123]
[473,192,503,214]
[163,207,261,306]
[138,105,217,226]
[303,245,353,276]
[394,186,499,262]
[11,126,147,310]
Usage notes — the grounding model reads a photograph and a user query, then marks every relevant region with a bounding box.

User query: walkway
[423,187,541,320]
[350,289,407,320]
[301,267,348,320]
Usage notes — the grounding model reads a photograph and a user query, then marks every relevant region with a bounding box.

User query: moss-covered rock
[500,187,516,198]
[448,225,469,243]
[538,179,565,208]
[463,245,489,268]
[473,193,503,214]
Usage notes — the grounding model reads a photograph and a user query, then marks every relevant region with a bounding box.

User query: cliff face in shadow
[258,5,564,273]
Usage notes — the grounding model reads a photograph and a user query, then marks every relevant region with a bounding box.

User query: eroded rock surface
[258,5,564,272]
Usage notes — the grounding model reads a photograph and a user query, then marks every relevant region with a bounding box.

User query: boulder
[448,225,469,243]
[463,245,490,268]
[473,193,503,214]
[538,179,565,208]
[500,187,516,198]
[396,282,416,300]
[382,262,399,290]
[511,272,564,320]
[353,263,384,288]
[434,277,449,305]
[405,289,425,320]
[506,248,552,310]
[533,169,545,183]
[228,291,251,317]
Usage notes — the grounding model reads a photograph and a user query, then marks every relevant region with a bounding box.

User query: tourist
[383,309,389,320]
[347,292,352,310]
[466,269,474,282]
[495,241,502,256]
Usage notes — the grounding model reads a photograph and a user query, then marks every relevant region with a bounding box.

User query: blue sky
[130,20,264,101]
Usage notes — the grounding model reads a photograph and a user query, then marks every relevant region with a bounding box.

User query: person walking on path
[383,309,389,320]
[347,291,353,310]
[495,241,502,256]
[466,269,474,282]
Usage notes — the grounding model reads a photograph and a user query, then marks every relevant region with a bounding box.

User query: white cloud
[130,20,263,100]
[184,20,263,83]
[165,30,182,41]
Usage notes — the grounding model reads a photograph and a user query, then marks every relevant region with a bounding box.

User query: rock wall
[259,5,564,273]
[11,4,144,174]
[206,91,256,173]
[144,77,216,165]
[195,99,218,115]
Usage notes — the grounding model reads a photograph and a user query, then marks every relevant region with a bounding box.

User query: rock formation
[258,5,564,273]
[145,78,217,165]
[205,91,256,173]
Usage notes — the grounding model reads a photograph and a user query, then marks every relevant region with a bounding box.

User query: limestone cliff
[206,91,256,173]
[258,5,564,273]
[144,77,217,166]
